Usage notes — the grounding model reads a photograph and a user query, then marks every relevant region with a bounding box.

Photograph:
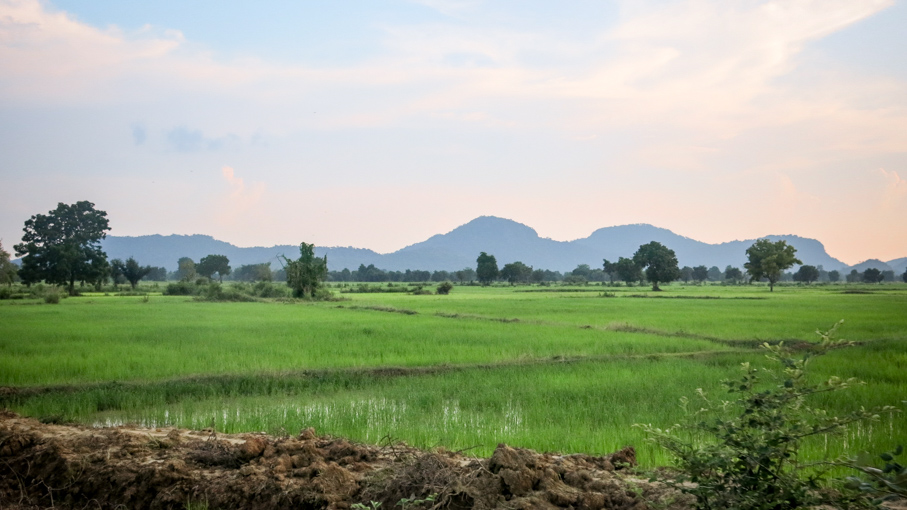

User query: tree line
[3,201,905,296]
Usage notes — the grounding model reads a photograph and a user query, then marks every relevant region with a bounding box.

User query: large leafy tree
[197,254,231,282]
[691,265,708,283]
[744,239,801,291]
[633,241,681,291]
[14,201,110,295]
[476,252,499,286]
[280,242,327,298]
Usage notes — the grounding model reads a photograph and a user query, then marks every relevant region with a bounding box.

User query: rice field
[1,282,905,467]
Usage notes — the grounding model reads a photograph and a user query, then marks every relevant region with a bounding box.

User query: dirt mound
[0,411,685,509]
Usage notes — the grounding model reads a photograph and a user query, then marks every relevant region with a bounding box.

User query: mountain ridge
[98,216,897,273]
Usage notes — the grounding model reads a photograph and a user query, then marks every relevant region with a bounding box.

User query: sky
[1,0,905,265]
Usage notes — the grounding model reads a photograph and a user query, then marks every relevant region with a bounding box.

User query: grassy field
[1,281,905,467]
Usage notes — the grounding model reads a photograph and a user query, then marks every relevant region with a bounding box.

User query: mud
[0,411,688,510]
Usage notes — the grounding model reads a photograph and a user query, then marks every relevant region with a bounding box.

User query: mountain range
[100,216,906,275]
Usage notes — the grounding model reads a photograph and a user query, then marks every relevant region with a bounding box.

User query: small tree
[476,252,499,286]
[633,241,681,291]
[792,264,819,284]
[724,266,743,284]
[122,257,152,289]
[691,265,708,283]
[828,270,841,282]
[707,266,723,282]
[680,266,693,283]
[744,239,801,291]
[863,267,884,284]
[903,270,907,283]
[197,254,231,282]
[615,257,643,285]
[110,259,126,288]
[602,259,618,284]
[177,257,196,281]
[234,263,273,282]
[0,241,19,286]
[280,242,328,298]
[500,261,532,285]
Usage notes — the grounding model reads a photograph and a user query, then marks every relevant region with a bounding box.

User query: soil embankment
[0,411,683,509]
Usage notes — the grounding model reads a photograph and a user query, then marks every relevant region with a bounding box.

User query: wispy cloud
[1,0,905,263]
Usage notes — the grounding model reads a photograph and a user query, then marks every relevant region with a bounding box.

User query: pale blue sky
[1,0,905,264]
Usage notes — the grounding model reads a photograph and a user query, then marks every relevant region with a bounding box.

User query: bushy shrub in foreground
[638,321,900,510]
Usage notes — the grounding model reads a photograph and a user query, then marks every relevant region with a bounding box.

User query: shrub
[0,287,11,300]
[436,281,453,295]
[253,281,289,298]
[195,282,258,302]
[164,281,198,296]
[638,321,898,510]
[43,288,62,304]
[411,286,432,295]
[841,445,907,505]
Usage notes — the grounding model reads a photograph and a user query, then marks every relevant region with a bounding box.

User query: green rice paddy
[1,282,905,467]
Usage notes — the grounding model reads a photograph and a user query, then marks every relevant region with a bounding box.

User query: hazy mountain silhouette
[101,215,886,273]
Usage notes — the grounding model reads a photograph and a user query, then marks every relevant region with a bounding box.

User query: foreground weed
[637,321,900,510]
[397,493,436,509]
[841,445,907,506]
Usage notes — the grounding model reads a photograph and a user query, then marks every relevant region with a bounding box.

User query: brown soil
[0,411,688,510]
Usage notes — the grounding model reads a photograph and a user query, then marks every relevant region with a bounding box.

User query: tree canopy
[744,239,801,291]
[176,257,196,281]
[0,241,18,286]
[792,265,819,284]
[724,266,744,284]
[500,261,532,285]
[14,201,110,295]
[234,263,273,282]
[615,257,643,285]
[281,242,328,298]
[691,265,708,283]
[862,267,884,284]
[632,241,681,291]
[197,254,231,282]
[121,257,152,289]
[476,252,499,286]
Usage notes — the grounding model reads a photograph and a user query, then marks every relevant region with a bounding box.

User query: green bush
[43,288,63,304]
[253,281,289,298]
[195,282,257,302]
[638,321,898,510]
[842,445,907,505]
[164,281,198,296]
[436,281,453,295]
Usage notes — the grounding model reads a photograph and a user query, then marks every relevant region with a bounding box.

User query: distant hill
[846,259,894,273]
[98,216,879,273]
[887,257,907,275]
